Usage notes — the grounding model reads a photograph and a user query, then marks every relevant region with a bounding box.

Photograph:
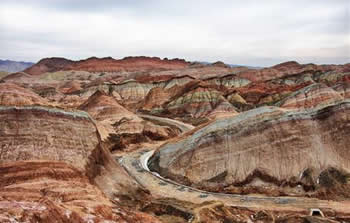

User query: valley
[0,56,350,222]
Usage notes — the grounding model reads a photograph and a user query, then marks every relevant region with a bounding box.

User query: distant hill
[229,64,262,69]
[194,61,262,69]
[0,59,34,73]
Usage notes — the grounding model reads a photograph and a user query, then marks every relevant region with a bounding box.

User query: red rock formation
[148,64,242,79]
[0,105,161,222]
[165,85,237,118]
[1,72,35,83]
[333,82,350,99]
[237,61,348,82]
[79,90,179,150]
[79,90,139,122]
[0,83,48,106]
[150,100,350,197]
[236,81,310,106]
[0,161,160,223]
[59,80,82,94]
[278,83,344,109]
[141,80,192,111]
[0,106,98,171]
[24,56,190,75]
[3,56,350,220]
[24,57,74,75]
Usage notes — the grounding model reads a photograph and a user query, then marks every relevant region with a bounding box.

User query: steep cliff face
[0,106,161,222]
[150,100,350,196]
[0,106,98,171]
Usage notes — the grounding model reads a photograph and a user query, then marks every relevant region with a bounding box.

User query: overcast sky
[0,0,349,66]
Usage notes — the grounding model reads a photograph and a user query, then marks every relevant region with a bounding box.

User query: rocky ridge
[24,56,190,75]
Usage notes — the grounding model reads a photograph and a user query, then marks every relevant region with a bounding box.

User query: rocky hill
[0,106,159,222]
[150,100,350,197]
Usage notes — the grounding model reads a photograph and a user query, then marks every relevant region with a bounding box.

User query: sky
[0,0,349,66]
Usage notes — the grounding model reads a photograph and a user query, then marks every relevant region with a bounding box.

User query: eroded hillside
[1,56,350,222]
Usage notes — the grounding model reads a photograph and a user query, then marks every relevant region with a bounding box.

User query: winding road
[118,114,350,216]
[138,114,195,132]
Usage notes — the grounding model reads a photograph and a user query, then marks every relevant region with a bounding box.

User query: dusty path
[118,114,350,216]
[138,114,195,132]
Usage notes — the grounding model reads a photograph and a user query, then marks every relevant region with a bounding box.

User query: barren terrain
[1,56,350,222]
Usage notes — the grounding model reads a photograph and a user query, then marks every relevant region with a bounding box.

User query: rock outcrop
[79,90,140,122]
[0,105,160,222]
[277,83,344,109]
[79,91,179,151]
[0,161,160,223]
[0,83,48,106]
[333,82,350,99]
[150,100,350,196]
[0,106,98,171]
[163,86,237,119]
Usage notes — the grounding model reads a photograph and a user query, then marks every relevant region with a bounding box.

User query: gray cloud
[0,0,349,66]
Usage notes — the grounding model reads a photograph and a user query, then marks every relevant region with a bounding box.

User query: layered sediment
[0,106,159,222]
[0,106,97,171]
[24,56,190,75]
[0,83,48,106]
[277,83,344,109]
[0,161,160,223]
[3,56,350,221]
[150,100,350,196]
